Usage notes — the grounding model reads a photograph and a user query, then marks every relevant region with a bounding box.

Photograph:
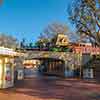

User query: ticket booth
[0,47,18,88]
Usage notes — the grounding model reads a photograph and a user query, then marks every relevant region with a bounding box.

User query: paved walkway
[0,76,100,100]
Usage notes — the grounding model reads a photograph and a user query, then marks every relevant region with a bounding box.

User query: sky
[0,0,73,43]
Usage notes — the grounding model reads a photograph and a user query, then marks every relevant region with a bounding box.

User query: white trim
[0,47,17,56]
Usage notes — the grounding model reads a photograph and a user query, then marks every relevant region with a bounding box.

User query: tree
[68,0,100,46]
[37,22,71,48]
[29,42,34,48]
[40,22,69,40]
[20,38,26,49]
[0,33,18,49]
[35,40,45,49]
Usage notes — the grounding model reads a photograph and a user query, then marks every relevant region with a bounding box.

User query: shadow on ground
[0,76,100,100]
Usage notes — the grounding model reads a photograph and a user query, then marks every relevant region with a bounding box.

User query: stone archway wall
[25,51,82,77]
[27,51,82,65]
[27,51,76,61]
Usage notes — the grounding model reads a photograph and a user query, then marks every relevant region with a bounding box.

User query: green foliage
[35,40,43,48]
[29,42,34,48]
[49,47,70,52]
[51,47,59,52]
[62,48,70,52]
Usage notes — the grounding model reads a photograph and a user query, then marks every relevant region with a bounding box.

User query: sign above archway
[55,33,69,46]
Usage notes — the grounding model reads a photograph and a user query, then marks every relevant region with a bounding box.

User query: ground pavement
[0,76,100,100]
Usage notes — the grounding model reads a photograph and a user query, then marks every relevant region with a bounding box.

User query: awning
[0,47,22,57]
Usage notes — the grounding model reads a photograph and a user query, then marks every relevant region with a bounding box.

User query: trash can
[83,68,94,79]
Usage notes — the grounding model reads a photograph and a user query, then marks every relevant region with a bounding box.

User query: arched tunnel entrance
[23,57,65,77]
[23,59,40,77]
[37,58,65,77]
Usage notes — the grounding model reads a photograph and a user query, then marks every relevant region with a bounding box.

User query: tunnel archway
[33,57,65,77]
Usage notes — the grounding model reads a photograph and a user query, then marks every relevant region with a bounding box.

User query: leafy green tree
[35,40,44,49]
[68,0,100,46]
[20,38,26,49]
[29,42,34,48]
